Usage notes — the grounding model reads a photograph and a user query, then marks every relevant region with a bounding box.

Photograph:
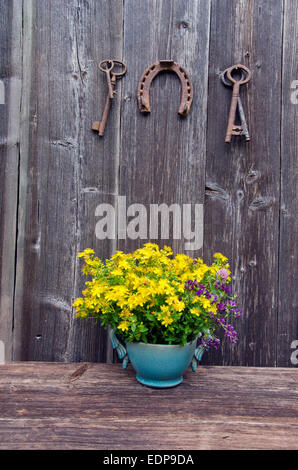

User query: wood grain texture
[13,0,123,362]
[0,362,297,450]
[0,0,297,367]
[13,0,80,361]
[203,0,283,366]
[0,0,23,360]
[66,0,123,363]
[277,0,298,366]
[119,0,210,256]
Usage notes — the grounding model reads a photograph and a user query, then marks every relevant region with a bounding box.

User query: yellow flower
[175,300,185,312]
[111,251,124,260]
[193,266,208,282]
[75,311,87,318]
[200,297,212,310]
[213,252,228,263]
[126,274,141,289]
[209,266,218,275]
[198,297,217,314]
[190,307,201,317]
[78,248,95,258]
[151,266,163,276]
[104,286,129,305]
[118,259,130,270]
[119,308,132,319]
[156,279,174,295]
[210,305,217,314]
[73,298,84,308]
[157,305,174,327]
[126,294,145,309]
[136,286,152,303]
[118,321,129,332]
[165,296,185,312]
[89,283,107,297]
[161,316,174,327]
[110,268,123,276]
[143,243,159,250]
[160,305,169,313]
[165,295,178,305]
[172,281,185,293]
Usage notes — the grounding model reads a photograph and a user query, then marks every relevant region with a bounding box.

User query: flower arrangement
[73,243,242,350]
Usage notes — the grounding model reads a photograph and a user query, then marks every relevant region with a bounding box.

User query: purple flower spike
[216,317,238,343]
[200,336,220,351]
[232,309,242,319]
[196,288,205,296]
[217,302,226,313]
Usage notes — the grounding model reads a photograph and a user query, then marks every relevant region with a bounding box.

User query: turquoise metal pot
[110,329,207,388]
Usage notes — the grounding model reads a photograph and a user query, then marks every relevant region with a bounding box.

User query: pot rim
[126,335,199,348]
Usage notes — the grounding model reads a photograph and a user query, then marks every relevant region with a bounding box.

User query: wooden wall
[0,0,297,366]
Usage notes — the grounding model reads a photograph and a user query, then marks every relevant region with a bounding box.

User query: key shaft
[92,74,116,136]
[105,70,114,99]
[237,96,250,141]
[225,82,240,143]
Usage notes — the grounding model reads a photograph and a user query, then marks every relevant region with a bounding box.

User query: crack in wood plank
[67,363,89,382]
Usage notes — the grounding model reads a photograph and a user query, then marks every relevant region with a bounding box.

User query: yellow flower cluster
[73,243,231,344]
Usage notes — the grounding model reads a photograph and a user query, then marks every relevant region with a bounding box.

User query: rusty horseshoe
[137,60,193,117]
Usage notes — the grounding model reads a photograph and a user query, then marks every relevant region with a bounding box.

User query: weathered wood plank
[0,0,23,361]
[277,0,298,366]
[13,0,80,361]
[119,0,210,256]
[203,0,283,366]
[0,363,297,449]
[66,0,123,363]
[0,365,298,419]
[12,1,123,362]
[1,417,298,450]
[0,0,295,368]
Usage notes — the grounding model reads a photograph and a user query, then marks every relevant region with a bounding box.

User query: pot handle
[192,336,211,372]
[109,328,129,369]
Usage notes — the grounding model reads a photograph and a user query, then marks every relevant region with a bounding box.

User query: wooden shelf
[0,363,297,450]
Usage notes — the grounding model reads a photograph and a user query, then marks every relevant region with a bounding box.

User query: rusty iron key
[92,60,127,137]
[221,67,250,141]
[92,74,116,136]
[99,59,115,99]
[224,64,252,143]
